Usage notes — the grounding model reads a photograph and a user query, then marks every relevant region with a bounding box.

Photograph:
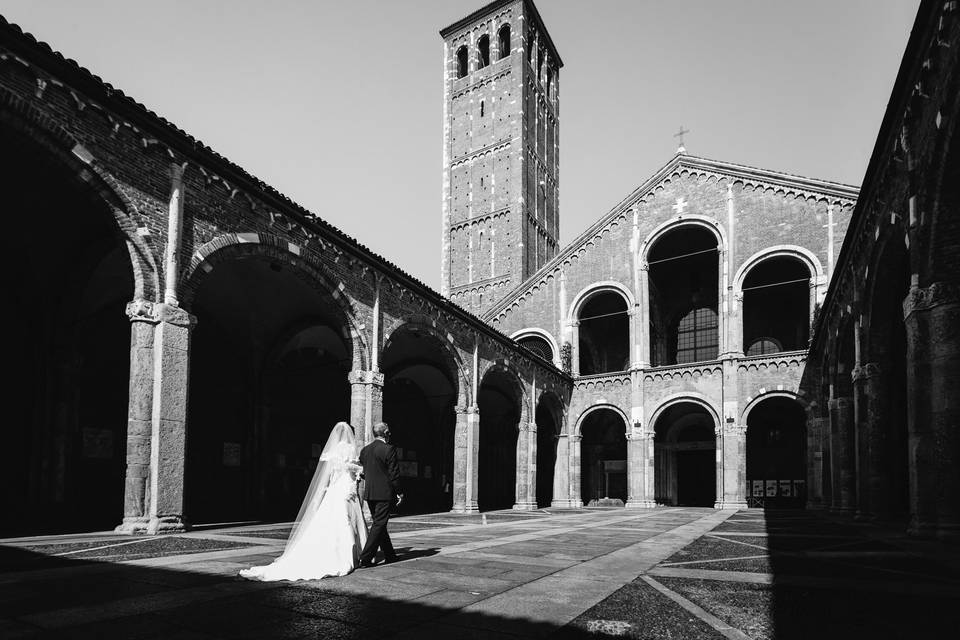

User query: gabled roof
[482,152,859,322]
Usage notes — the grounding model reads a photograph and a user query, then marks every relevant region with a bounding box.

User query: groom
[358,422,401,567]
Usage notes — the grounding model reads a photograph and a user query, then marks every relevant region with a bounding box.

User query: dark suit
[358,438,399,564]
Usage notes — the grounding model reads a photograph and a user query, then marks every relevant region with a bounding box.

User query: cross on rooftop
[674,126,690,153]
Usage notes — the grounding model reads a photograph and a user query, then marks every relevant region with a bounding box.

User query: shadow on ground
[1,543,603,639]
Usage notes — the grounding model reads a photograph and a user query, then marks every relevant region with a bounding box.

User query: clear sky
[1,1,920,290]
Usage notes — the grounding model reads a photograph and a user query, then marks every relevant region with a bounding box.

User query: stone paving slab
[3,507,960,638]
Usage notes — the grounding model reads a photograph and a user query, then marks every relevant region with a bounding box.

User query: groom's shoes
[383,555,399,565]
[358,559,377,569]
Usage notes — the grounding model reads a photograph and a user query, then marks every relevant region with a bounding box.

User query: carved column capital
[126,299,158,324]
[851,362,882,382]
[723,422,748,437]
[154,303,196,329]
[903,281,960,318]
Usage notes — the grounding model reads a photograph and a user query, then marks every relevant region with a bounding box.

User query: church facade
[442,0,856,510]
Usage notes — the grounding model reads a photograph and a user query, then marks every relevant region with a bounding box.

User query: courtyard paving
[2,507,959,639]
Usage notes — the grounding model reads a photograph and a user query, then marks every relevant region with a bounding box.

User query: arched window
[480,100,485,118]
[648,226,720,366]
[675,307,718,364]
[498,25,511,59]
[456,46,468,79]
[518,335,553,362]
[746,337,782,356]
[578,291,630,375]
[478,34,490,69]
[546,68,554,99]
[742,256,811,354]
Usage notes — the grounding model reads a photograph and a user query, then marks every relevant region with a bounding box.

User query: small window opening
[527,29,535,63]
[478,35,490,69]
[456,46,468,79]
[480,100,485,117]
[537,48,544,79]
[498,25,511,59]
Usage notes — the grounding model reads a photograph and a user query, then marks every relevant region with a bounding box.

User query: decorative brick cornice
[644,362,723,383]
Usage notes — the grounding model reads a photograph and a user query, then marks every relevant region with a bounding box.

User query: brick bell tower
[440,0,561,316]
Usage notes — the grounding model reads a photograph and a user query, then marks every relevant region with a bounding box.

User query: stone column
[570,321,580,376]
[717,422,747,509]
[452,405,479,513]
[115,300,158,534]
[852,362,884,520]
[514,421,537,510]
[726,292,744,357]
[147,303,195,535]
[551,434,572,507]
[348,370,384,446]
[904,282,960,539]
[569,433,583,507]
[625,431,655,508]
[828,396,855,512]
[805,405,828,509]
[637,262,651,368]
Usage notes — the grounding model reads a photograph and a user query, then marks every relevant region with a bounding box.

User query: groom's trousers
[360,499,396,563]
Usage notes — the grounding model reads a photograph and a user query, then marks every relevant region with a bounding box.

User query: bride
[240,422,367,581]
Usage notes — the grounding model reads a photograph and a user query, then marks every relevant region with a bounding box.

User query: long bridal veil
[284,421,357,555]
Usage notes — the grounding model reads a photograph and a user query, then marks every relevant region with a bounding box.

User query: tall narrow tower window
[498,25,511,60]
[456,46,468,78]
[546,68,554,99]
[478,34,490,69]
[480,100,485,117]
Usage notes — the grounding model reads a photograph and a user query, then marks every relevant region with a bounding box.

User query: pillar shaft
[904,282,960,539]
[829,396,855,512]
[514,422,537,510]
[569,434,583,507]
[551,434,572,507]
[452,405,479,512]
[348,370,384,447]
[717,423,747,508]
[115,300,157,534]
[625,433,655,507]
[147,303,195,534]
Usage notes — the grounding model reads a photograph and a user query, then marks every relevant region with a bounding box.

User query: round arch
[639,215,727,262]
[478,360,530,424]
[0,100,160,301]
[384,315,472,409]
[741,390,807,425]
[733,245,823,292]
[647,393,721,434]
[511,327,560,365]
[182,234,367,371]
[567,281,635,324]
[574,403,631,436]
[536,389,566,434]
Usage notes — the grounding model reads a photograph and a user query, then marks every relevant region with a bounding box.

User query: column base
[714,501,748,510]
[513,501,539,511]
[147,515,188,535]
[625,499,658,509]
[550,499,582,508]
[114,516,150,535]
[450,503,479,514]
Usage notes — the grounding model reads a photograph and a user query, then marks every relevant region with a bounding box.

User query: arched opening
[186,257,351,524]
[477,34,490,69]
[743,256,811,355]
[381,325,458,515]
[865,238,910,521]
[1,124,134,536]
[648,226,719,366]
[654,402,716,506]
[535,395,561,507]
[456,46,468,79]
[746,397,807,508]
[478,367,520,511]
[580,408,628,506]
[517,333,554,362]
[498,24,511,60]
[578,291,629,375]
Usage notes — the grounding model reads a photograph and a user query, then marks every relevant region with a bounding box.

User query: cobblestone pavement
[2,508,959,639]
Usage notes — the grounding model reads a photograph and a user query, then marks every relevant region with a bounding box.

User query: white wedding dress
[240,423,367,581]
